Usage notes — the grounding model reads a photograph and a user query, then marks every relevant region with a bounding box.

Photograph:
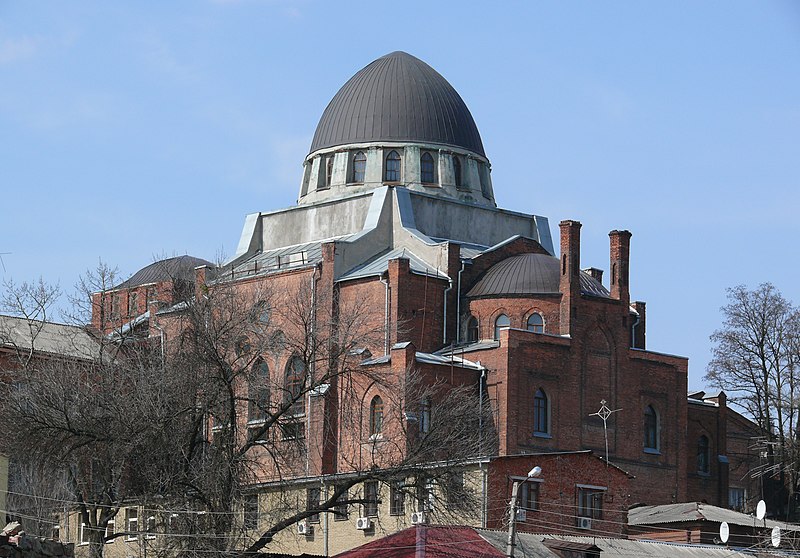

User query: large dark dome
[309,52,485,157]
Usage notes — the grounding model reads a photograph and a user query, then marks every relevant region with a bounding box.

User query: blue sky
[2,1,799,390]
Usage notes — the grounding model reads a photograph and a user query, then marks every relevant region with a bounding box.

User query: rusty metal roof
[310,52,486,157]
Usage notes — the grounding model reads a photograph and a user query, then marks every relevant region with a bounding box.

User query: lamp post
[506,466,541,558]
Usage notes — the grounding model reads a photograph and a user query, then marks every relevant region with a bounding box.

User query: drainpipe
[630,311,640,348]
[307,265,322,477]
[379,273,390,355]
[442,275,453,345]
[322,481,329,556]
[478,365,487,526]
[455,261,466,344]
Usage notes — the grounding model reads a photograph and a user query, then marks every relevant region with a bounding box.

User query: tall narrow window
[128,291,138,317]
[419,398,431,434]
[453,156,463,188]
[334,485,349,520]
[390,481,405,515]
[285,356,306,415]
[521,481,540,511]
[244,495,259,530]
[467,316,479,343]
[420,152,435,183]
[363,481,379,517]
[326,156,334,187]
[533,389,548,435]
[697,435,710,474]
[494,314,510,340]
[307,487,321,523]
[248,359,270,423]
[644,405,658,451]
[527,313,544,333]
[385,150,401,182]
[370,395,384,436]
[353,151,366,183]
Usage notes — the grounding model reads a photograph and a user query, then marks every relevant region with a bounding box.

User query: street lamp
[506,466,542,557]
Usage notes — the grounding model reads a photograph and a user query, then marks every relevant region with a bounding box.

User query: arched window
[385,150,401,182]
[533,389,548,435]
[285,356,306,415]
[352,151,366,183]
[697,435,710,474]
[326,156,334,187]
[453,156,462,188]
[527,313,544,333]
[494,314,510,340]
[249,359,270,423]
[370,396,384,436]
[421,152,435,183]
[644,405,658,451]
[419,397,431,434]
[466,316,479,343]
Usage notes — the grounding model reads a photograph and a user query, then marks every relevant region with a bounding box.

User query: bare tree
[705,283,800,518]
[0,264,494,558]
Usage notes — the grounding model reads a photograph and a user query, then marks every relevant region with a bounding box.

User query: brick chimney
[609,230,632,307]
[559,220,582,335]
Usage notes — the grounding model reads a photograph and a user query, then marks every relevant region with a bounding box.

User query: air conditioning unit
[577,517,592,530]
[297,521,312,535]
[411,511,427,525]
[356,517,372,530]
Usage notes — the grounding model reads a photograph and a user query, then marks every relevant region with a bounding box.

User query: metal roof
[0,315,100,360]
[629,502,800,531]
[310,51,486,157]
[114,255,212,290]
[478,530,756,558]
[338,247,449,282]
[230,236,354,279]
[467,253,610,298]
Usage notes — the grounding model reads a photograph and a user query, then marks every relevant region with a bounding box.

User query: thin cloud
[0,35,38,64]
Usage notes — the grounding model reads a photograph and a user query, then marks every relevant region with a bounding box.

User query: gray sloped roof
[114,255,212,290]
[337,248,449,282]
[310,51,486,157]
[467,253,610,298]
[478,530,755,557]
[629,502,800,531]
[0,315,100,360]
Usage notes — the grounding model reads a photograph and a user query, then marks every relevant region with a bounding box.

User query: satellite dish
[719,521,729,543]
[771,526,781,548]
[757,500,767,520]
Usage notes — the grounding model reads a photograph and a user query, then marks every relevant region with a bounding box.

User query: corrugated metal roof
[114,255,212,290]
[310,52,486,157]
[467,253,610,298]
[337,248,449,282]
[0,315,99,360]
[478,530,756,557]
[629,502,800,530]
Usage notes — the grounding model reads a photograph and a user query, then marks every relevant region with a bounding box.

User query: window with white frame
[526,313,544,333]
[125,508,138,541]
[729,487,746,512]
[105,520,115,544]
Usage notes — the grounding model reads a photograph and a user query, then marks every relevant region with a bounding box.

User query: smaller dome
[467,253,609,298]
[114,255,213,290]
